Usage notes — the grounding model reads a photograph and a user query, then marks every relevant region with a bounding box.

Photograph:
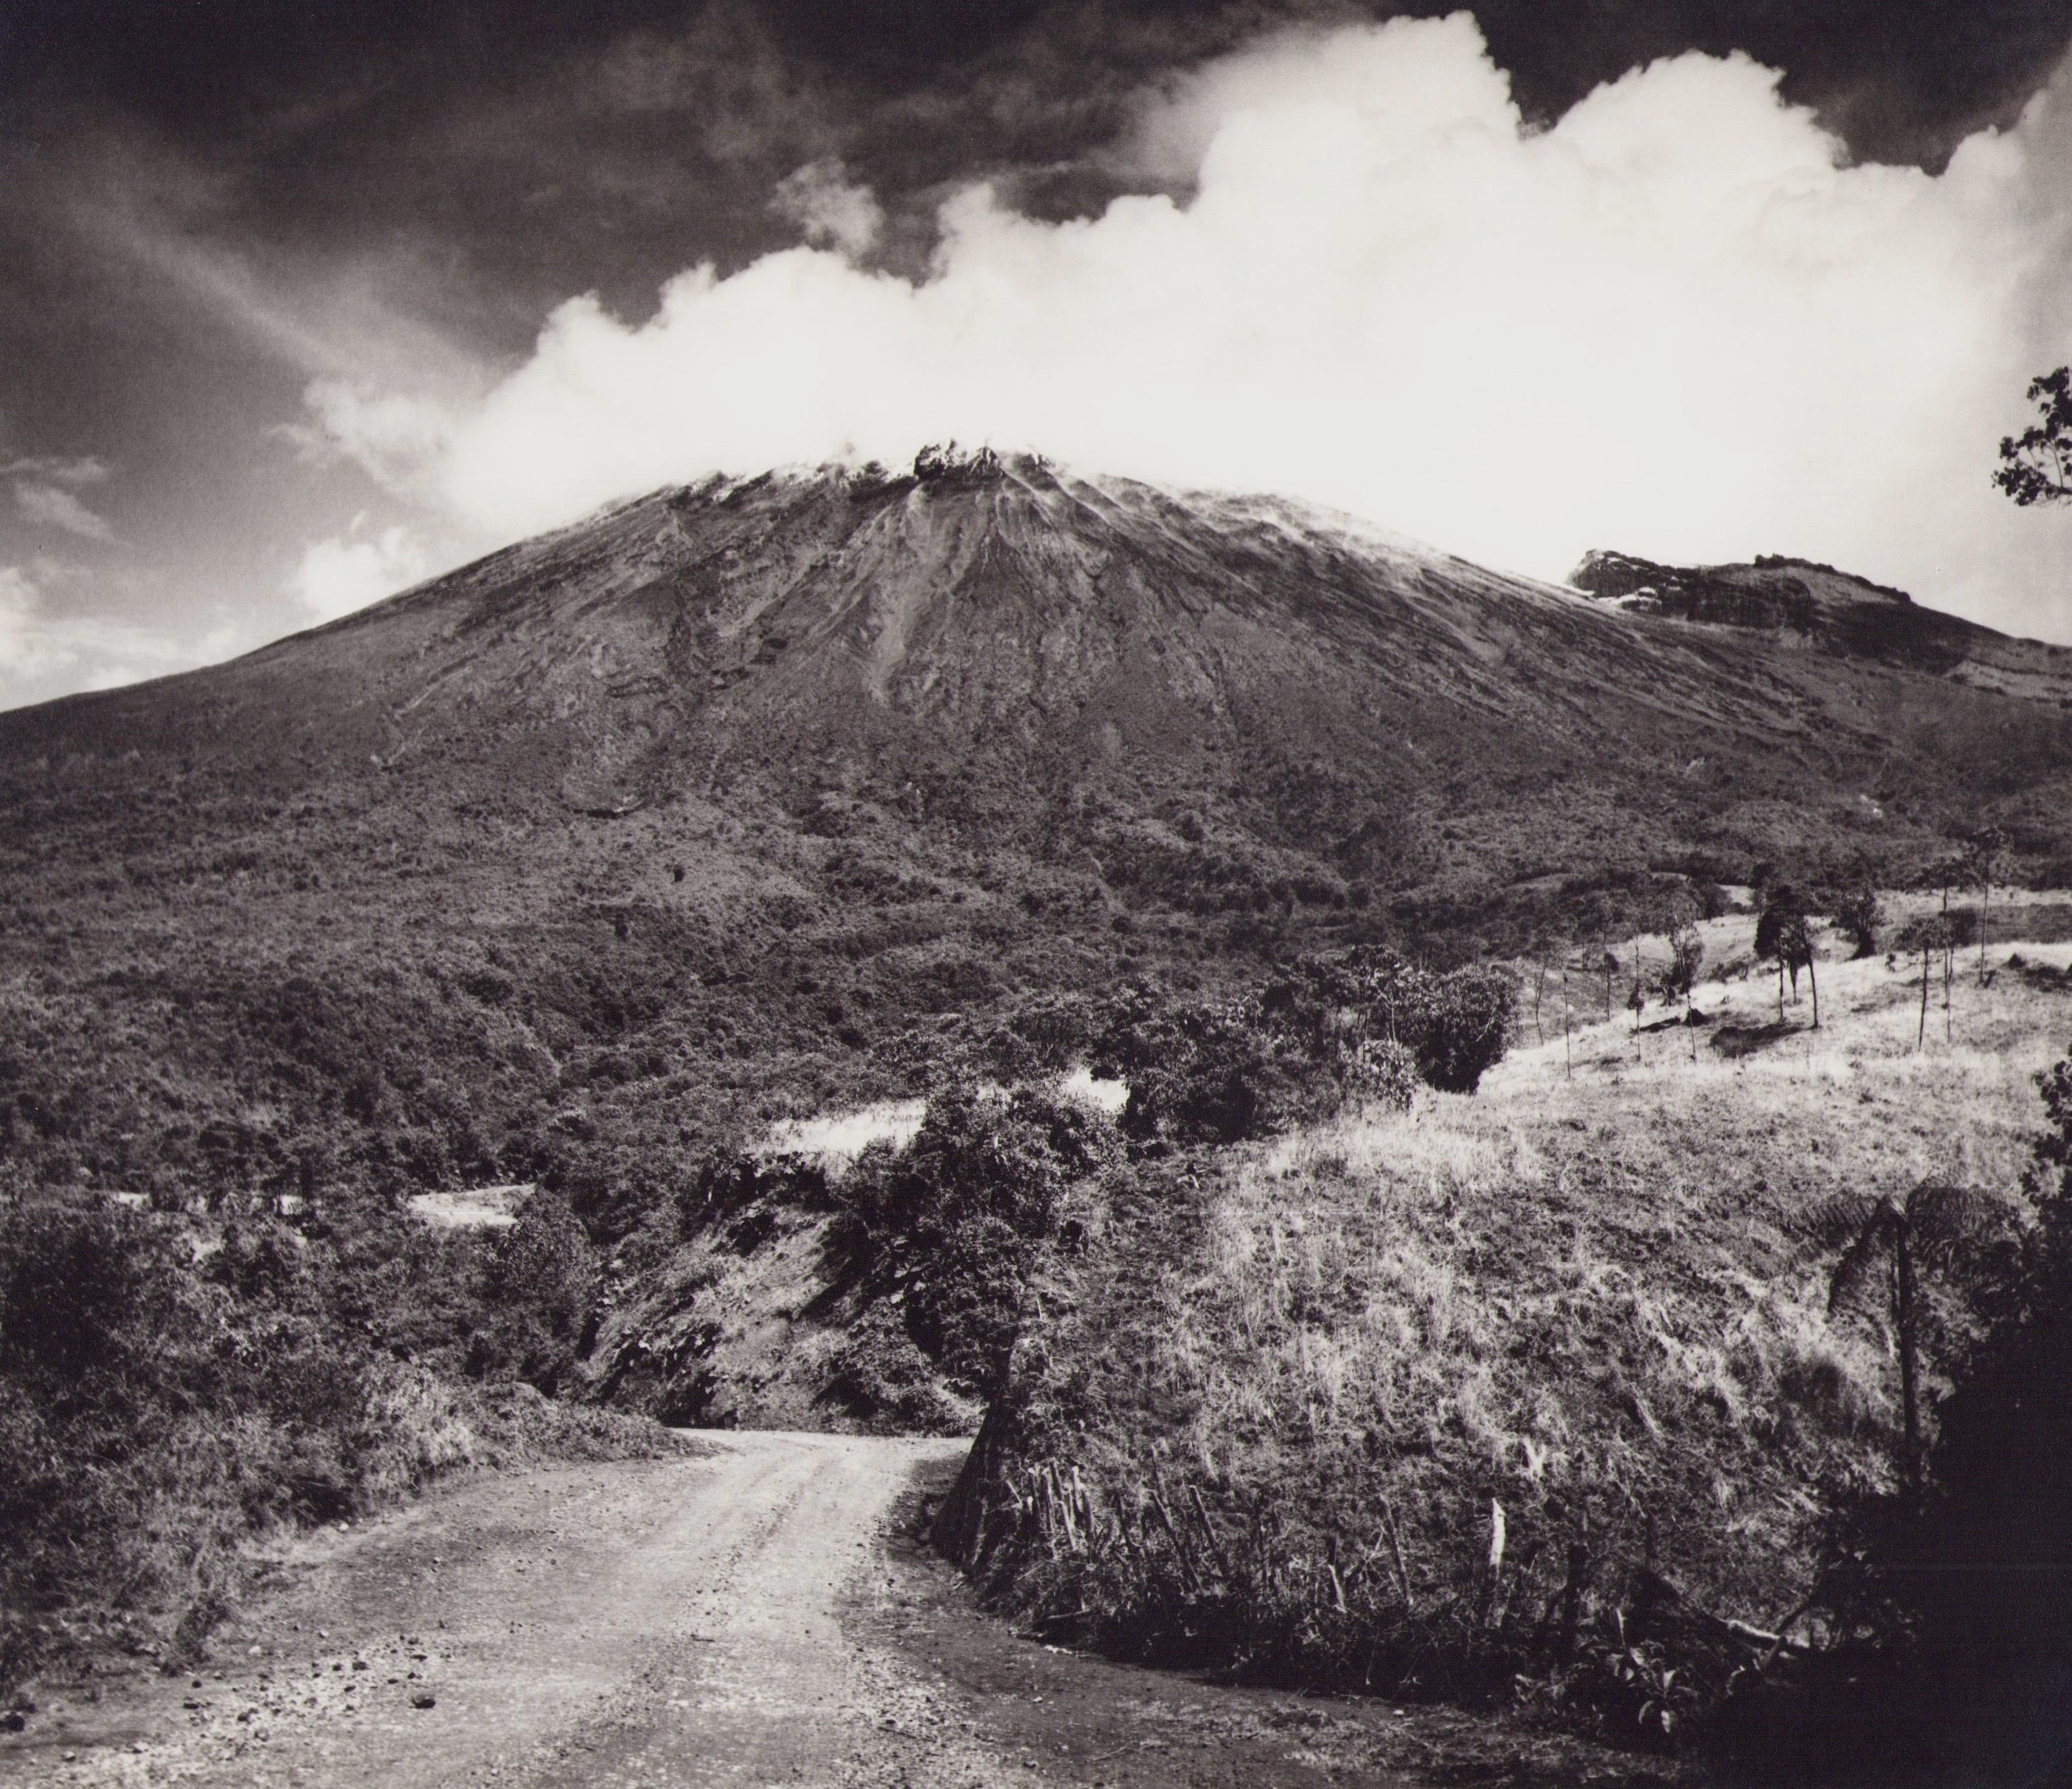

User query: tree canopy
[1994,366,2072,507]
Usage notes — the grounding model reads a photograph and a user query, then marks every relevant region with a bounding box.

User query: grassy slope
[956,914,2067,1734]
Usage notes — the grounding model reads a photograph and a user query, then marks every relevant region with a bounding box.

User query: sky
[3,1,2072,711]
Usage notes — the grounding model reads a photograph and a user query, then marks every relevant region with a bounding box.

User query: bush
[1262,947,1516,1098]
[1828,882,1885,958]
[1091,947,1513,1149]
[473,1191,602,1393]
[833,1084,1119,1398]
[1412,963,1517,1093]
[1101,994,1287,1146]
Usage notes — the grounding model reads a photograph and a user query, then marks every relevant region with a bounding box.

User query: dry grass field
[975,906,2072,1737]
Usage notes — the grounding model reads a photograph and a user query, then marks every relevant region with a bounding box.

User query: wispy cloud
[772,159,884,258]
[48,124,487,396]
[276,379,453,498]
[15,479,115,541]
[2,455,109,488]
[0,561,241,704]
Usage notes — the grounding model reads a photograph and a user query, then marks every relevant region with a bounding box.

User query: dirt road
[2,1432,1671,1789]
[4,1432,1014,1788]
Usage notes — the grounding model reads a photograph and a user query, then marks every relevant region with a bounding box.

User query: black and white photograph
[4,1,2072,1782]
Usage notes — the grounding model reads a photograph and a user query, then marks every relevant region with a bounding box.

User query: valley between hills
[7,450,2072,1782]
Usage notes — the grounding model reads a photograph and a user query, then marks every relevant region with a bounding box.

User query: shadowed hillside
[1572,548,2072,707]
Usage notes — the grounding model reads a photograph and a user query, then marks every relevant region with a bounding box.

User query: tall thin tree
[1821,1182,1998,1491]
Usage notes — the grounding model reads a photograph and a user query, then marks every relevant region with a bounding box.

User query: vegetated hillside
[2,449,2070,1223]
[931,922,2069,1750]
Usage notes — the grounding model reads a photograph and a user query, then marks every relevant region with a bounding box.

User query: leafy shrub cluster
[827,1084,1122,1418]
[0,1184,648,1696]
[1091,947,1513,1147]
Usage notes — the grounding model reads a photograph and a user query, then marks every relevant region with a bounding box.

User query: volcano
[2,450,2068,1206]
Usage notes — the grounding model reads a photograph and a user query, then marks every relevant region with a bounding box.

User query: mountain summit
[16,450,2064,833]
[1,451,2069,1198]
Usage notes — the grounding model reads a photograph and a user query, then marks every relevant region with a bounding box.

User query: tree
[1994,367,2072,507]
[1660,896,1704,1016]
[1830,880,1884,960]
[1820,1182,1999,1491]
[477,1191,602,1393]
[1915,915,1955,1052]
[1755,884,1818,1027]
[1959,827,2008,985]
[834,1083,1118,1397]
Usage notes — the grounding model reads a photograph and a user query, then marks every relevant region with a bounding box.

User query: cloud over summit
[309,14,2072,636]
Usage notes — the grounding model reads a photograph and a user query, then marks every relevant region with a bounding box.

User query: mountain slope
[1,452,2069,1214]
[1572,547,2072,706]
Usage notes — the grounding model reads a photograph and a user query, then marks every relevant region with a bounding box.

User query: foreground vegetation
[12,884,2072,1775]
[932,933,2072,1769]
[0,1182,677,1700]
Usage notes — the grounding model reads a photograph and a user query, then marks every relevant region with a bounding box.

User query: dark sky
[3,1,2071,707]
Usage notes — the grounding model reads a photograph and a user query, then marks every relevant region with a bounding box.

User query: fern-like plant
[1819,1181,2001,1490]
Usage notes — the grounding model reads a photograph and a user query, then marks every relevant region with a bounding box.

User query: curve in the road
[8,1431,1009,1789]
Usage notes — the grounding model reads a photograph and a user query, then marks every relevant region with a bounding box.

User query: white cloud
[282,378,453,496]
[2,455,109,488]
[15,479,116,541]
[0,567,53,675]
[300,15,2072,639]
[0,562,240,705]
[771,159,885,257]
[286,521,430,621]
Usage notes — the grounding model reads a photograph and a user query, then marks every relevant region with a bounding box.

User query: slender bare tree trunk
[1895,1222,1922,1493]
[1944,941,1954,1043]
[1918,942,1930,1050]
[1806,948,1819,1029]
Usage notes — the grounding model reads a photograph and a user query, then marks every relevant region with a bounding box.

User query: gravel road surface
[2,1432,1024,1788]
[2,1431,1672,1788]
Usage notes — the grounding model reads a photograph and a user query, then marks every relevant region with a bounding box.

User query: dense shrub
[1265,947,1516,1097]
[473,1191,603,1393]
[1827,881,1886,959]
[831,1084,1120,1402]
[1099,993,1289,1146]
[1408,963,1517,1093]
[0,1187,651,1696]
[1089,947,1511,1150]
